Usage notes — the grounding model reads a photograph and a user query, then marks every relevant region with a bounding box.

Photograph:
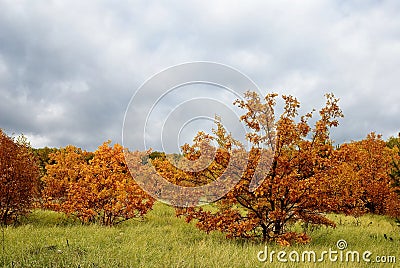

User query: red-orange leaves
[42,141,154,225]
[0,130,40,224]
[333,133,397,215]
[42,145,89,211]
[277,232,311,247]
[175,92,346,245]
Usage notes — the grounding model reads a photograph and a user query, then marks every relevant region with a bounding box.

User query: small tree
[42,145,90,212]
[335,133,395,215]
[42,142,154,225]
[387,134,400,195]
[172,92,352,245]
[385,134,400,219]
[0,130,40,224]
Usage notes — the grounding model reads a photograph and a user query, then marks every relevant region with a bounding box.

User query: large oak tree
[160,92,360,245]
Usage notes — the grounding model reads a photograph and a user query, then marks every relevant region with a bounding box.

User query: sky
[0,0,399,152]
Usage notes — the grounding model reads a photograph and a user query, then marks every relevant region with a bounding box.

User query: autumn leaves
[0,130,39,224]
[1,91,400,246]
[162,92,400,245]
[42,142,154,226]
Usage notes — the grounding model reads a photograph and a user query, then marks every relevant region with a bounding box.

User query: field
[1,203,399,268]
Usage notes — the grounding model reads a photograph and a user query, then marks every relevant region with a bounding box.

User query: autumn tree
[31,147,60,204]
[163,91,353,245]
[334,133,396,215]
[42,145,91,211]
[42,142,154,225]
[385,134,400,219]
[0,130,40,224]
[387,134,400,195]
[32,147,60,177]
[150,125,238,206]
[323,143,368,217]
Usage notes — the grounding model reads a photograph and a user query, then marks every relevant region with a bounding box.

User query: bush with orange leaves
[0,130,40,225]
[42,141,154,225]
[385,134,400,219]
[334,133,398,215]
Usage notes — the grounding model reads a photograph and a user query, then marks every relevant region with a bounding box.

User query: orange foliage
[42,145,90,211]
[105,91,397,241]
[168,91,349,244]
[0,130,40,224]
[333,133,396,215]
[385,135,400,218]
[42,141,154,225]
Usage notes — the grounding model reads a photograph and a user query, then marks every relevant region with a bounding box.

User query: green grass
[1,203,399,267]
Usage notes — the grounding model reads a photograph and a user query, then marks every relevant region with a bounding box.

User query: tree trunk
[261,223,268,242]
[273,221,282,236]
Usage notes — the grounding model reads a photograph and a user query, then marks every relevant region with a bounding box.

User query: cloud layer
[1,0,399,151]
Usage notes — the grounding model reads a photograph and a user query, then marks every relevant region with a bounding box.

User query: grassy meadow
[1,203,399,267]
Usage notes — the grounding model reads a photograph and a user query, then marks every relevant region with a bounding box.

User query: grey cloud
[0,0,399,151]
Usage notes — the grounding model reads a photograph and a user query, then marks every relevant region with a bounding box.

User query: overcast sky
[1,0,399,151]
